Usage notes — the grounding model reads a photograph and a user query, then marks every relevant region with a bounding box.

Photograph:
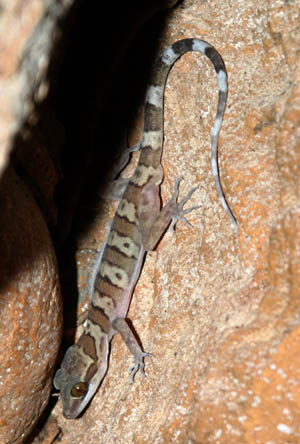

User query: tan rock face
[0,1,74,442]
[0,1,188,443]
[0,168,61,444]
[1,0,299,442]
[50,1,300,443]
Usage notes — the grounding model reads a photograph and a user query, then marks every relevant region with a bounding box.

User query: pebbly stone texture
[48,0,300,443]
[0,168,62,444]
[0,1,73,442]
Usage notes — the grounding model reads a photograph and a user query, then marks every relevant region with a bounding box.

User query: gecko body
[54,38,236,419]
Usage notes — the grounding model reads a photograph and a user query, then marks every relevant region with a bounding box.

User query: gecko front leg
[138,176,200,251]
[112,318,151,382]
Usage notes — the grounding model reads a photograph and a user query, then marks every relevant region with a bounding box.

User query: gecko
[53,38,237,419]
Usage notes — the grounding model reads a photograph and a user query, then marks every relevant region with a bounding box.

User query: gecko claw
[179,185,199,207]
[173,176,184,199]
[128,352,152,383]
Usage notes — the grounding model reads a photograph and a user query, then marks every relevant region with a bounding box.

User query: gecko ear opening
[53,369,62,390]
[70,381,89,398]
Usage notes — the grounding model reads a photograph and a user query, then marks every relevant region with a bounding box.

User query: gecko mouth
[63,407,80,420]
[64,412,75,420]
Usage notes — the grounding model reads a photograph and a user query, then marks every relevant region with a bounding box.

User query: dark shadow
[52,1,173,347]
[19,2,176,442]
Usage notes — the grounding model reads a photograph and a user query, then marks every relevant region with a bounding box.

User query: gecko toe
[128,352,152,383]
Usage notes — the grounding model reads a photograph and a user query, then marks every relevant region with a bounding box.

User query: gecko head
[53,339,108,419]
[53,371,90,419]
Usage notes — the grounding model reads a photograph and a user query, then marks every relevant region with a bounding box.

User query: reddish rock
[51,1,300,443]
[0,168,61,444]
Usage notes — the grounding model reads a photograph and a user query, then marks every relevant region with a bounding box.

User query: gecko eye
[70,381,88,398]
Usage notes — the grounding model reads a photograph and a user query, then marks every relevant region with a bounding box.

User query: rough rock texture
[0,1,72,442]
[50,1,300,443]
[0,168,62,444]
[0,2,183,443]
[0,1,286,443]
[0,0,74,176]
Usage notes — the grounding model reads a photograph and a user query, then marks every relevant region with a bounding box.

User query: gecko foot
[169,177,201,231]
[128,352,152,383]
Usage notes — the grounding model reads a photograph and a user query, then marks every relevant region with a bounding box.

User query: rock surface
[0,1,71,442]
[51,1,300,443]
[1,0,298,443]
[0,0,74,176]
[0,168,61,444]
[0,1,182,443]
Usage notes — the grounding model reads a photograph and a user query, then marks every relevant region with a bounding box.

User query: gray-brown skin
[54,38,235,419]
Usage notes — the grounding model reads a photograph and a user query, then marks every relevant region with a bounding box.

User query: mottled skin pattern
[54,38,236,419]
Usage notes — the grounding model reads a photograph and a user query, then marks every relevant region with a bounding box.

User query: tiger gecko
[54,38,237,419]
